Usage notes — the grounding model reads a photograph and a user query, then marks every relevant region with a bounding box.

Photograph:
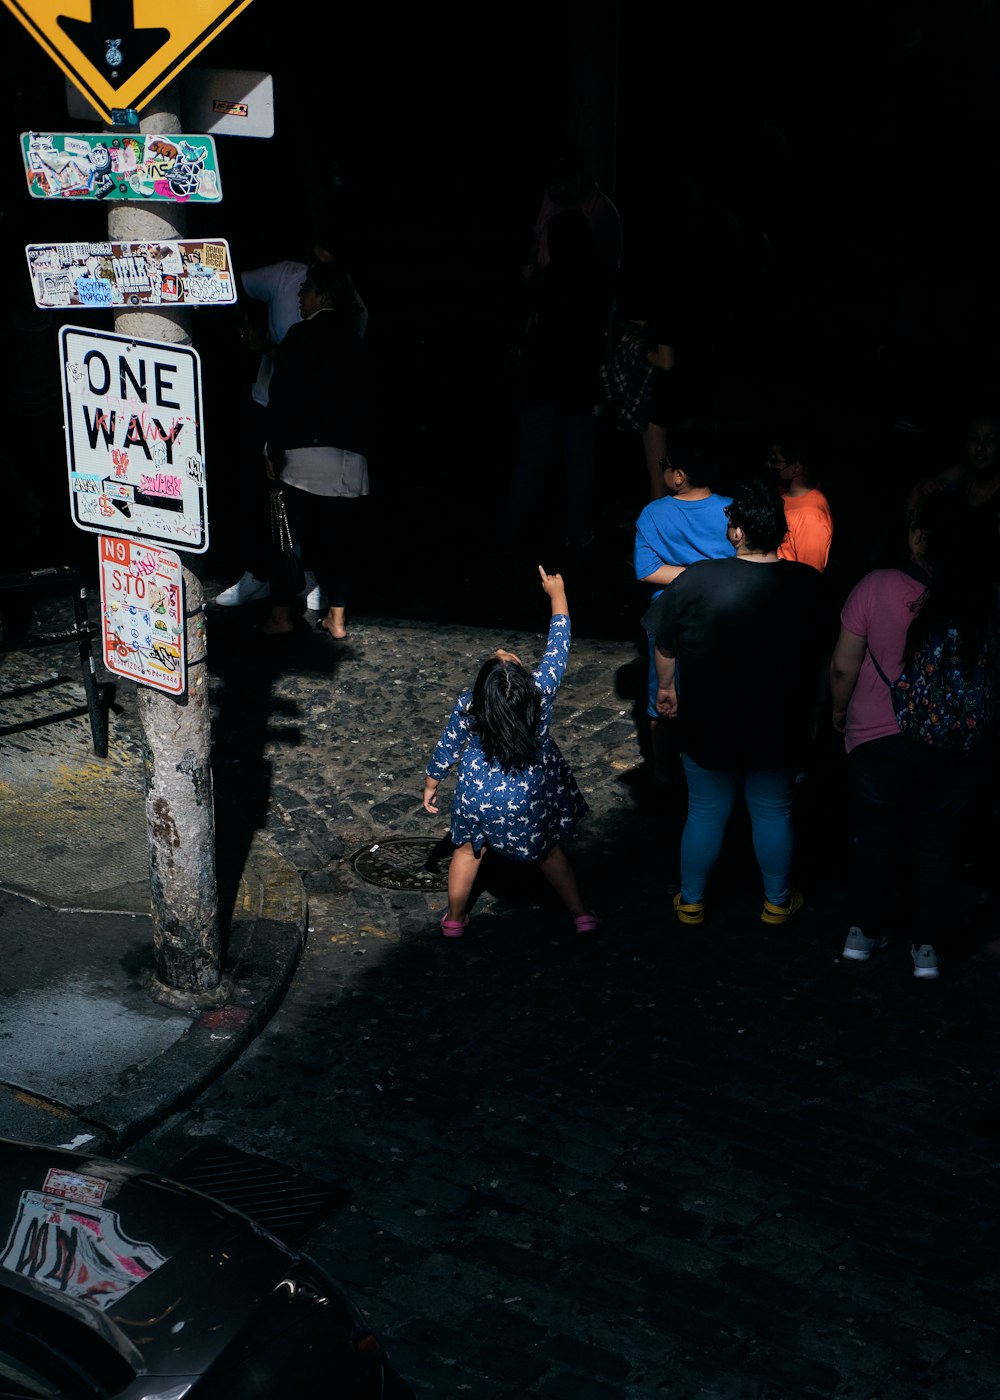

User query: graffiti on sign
[0,1189,169,1312]
[26,237,235,309]
[99,535,186,694]
[21,131,222,202]
[61,325,208,553]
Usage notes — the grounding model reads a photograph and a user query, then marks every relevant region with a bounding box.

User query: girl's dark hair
[471,657,541,770]
[907,497,995,671]
[727,475,788,554]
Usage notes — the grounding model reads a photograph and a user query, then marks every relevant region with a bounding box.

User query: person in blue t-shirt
[634,430,733,783]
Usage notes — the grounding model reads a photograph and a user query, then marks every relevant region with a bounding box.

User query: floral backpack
[869,626,993,754]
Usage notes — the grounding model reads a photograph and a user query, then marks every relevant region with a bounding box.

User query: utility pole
[3,0,256,1003]
[108,91,223,1001]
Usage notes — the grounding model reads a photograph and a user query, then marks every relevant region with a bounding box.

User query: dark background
[4,0,1000,633]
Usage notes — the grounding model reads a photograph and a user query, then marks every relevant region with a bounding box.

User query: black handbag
[267,485,305,598]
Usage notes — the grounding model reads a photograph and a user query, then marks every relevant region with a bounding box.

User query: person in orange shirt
[768,432,833,572]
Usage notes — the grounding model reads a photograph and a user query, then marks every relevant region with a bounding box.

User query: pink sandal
[441,915,470,938]
[573,913,602,933]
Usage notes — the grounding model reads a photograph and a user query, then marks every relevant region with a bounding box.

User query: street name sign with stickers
[27,237,235,309]
[21,131,222,201]
[60,324,209,554]
[1,0,254,125]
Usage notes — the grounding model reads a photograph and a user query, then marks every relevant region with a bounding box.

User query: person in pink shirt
[527,151,622,281]
[829,499,995,979]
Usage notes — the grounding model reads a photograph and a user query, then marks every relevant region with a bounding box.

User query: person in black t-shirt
[641,477,828,928]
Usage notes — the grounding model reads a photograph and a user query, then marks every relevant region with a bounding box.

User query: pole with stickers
[101,92,224,1001]
[6,0,262,998]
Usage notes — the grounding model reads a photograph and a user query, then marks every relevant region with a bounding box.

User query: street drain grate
[350,836,452,891]
[168,1142,350,1246]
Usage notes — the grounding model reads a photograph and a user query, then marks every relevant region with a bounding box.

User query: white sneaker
[300,571,328,611]
[842,927,889,961]
[911,944,940,979]
[214,571,270,606]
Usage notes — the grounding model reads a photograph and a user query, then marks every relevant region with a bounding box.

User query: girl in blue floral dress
[423,568,598,937]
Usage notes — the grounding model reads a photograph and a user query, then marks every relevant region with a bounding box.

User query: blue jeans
[679,755,796,905]
[848,734,983,943]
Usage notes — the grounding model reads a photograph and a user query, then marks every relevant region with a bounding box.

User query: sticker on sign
[99,534,187,695]
[60,325,209,554]
[27,238,235,309]
[21,131,223,202]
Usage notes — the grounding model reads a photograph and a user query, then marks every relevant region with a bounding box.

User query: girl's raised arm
[534,569,572,696]
[538,566,569,616]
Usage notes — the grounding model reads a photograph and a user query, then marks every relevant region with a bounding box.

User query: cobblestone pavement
[125,594,1000,1400]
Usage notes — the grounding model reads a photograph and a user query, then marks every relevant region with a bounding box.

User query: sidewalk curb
[41,831,307,1154]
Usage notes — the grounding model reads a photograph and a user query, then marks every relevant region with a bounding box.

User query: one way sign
[2,0,253,124]
[61,324,209,553]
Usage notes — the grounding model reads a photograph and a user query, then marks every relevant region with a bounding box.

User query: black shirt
[266,310,372,464]
[641,557,830,769]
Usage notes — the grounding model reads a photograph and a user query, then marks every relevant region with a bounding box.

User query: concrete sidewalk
[0,641,308,1153]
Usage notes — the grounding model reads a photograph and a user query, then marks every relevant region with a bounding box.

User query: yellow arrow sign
[3,0,254,123]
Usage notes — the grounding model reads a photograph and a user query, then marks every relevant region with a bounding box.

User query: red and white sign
[99,534,186,695]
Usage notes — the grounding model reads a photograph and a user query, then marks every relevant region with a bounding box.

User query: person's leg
[538,842,588,918]
[643,421,668,500]
[908,750,984,953]
[215,422,272,605]
[651,719,681,786]
[321,605,348,639]
[846,736,911,940]
[743,767,796,905]
[218,401,271,589]
[242,403,272,581]
[447,842,483,921]
[562,409,597,547]
[311,495,364,638]
[646,636,681,786]
[507,404,557,540]
[678,755,739,903]
[262,483,310,634]
[261,604,294,635]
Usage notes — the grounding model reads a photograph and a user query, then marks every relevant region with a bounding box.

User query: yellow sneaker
[673,892,705,926]
[761,888,805,925]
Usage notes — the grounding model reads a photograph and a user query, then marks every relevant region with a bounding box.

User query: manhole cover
[350,837,452,891]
